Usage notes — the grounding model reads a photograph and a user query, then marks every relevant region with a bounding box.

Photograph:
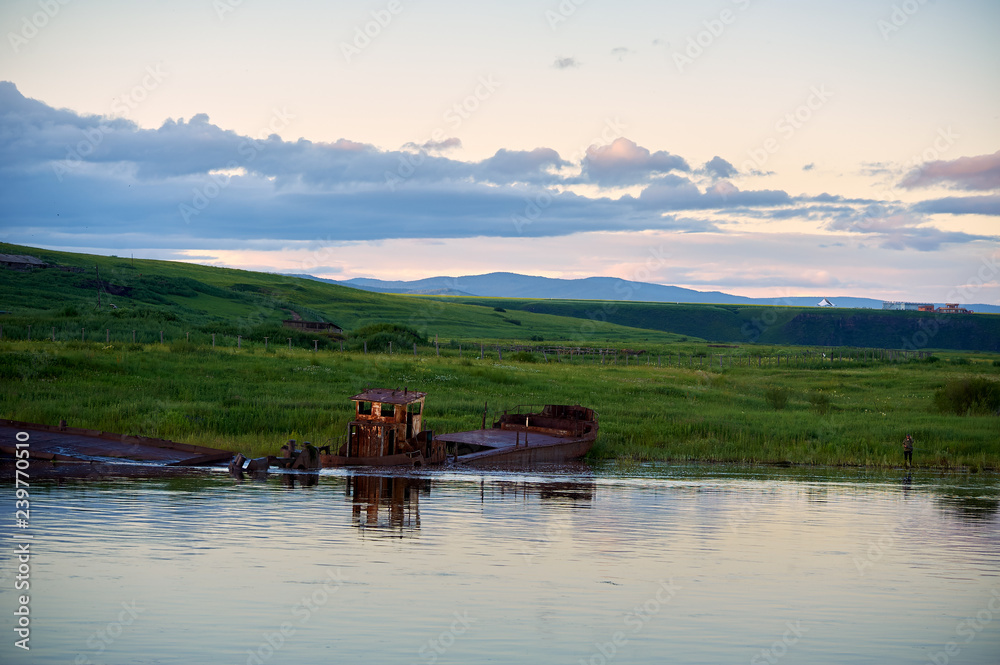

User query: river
[1,464,998,664]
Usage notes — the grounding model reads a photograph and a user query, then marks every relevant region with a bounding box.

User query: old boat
[272,389,446,469]
[436,404,599,467]
[269,390,598,469]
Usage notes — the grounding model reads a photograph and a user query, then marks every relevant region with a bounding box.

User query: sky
[1,0,998,303]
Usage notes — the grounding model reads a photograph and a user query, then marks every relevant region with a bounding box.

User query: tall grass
[2,340,998,468]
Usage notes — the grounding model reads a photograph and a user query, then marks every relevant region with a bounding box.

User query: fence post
[288,338,291,349]
[213,333,216,348]
[435,334,439,357]
[413,342,417,356]
[27,325,31,341]
[106,329,109,344]
[389,341,392,355]
[52,327,55,342]
[186,332,190,342]
[264,337,269,350]
[314,340,318,352]
[238,335,241,349]
[160,331,164,344]
[364,341,367,355]
[82,328,85,342]
[132,330,136,343]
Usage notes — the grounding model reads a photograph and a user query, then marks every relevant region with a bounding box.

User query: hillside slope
[301,271,1000,313]
[0,244,685,346]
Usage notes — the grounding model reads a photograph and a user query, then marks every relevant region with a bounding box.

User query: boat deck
[434,428,565,450]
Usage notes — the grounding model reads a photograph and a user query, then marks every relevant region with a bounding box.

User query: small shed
[281,320,342,334]
[0,254,47,271]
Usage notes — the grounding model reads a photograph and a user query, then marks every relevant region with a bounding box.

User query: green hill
[2,243,997,353]
[437,297,1000,353]
[0,243,687,347]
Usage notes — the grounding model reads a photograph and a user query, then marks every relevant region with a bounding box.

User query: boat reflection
[280,472,319,488]
[342,471,597,537]
[346,474,427,535]
[482,479,595,506]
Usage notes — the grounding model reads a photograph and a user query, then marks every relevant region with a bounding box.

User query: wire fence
[0,323,935,367]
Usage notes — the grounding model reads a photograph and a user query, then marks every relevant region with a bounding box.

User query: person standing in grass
[902,434,914,467]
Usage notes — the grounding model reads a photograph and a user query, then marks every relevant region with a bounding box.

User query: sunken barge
[265,389,598,470]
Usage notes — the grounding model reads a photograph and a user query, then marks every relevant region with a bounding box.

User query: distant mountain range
[289,272,1000,314]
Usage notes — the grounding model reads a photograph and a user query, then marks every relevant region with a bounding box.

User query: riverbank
[2,341,998,470]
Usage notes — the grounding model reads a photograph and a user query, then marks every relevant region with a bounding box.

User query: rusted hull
[455,435,596,467]
[0,419,233,466]
[317,450,446,468]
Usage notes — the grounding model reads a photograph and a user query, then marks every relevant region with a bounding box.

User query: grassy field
[2,339,998,470]
[2,243,998,470]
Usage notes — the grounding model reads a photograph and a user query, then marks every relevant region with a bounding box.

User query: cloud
[402,137,462,153]
[900,150,1000,191]
[578,137,689,186]
[553,57,580,69]
[702,156,737,179]
[825,205,990,251]
[858,162,892,176]
[610,47,634,60]
[635,178,791,211]
[475,147,567,184]
[2,81,991,259]
[802,163,815,171]
[914,194,1000,216]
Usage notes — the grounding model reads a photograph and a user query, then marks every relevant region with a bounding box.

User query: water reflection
[481,478,595,506]
[339,473,597,536]
[11,464,998,665]
[346,474,426,534]
[280,472,319,489]
[935,486,1000,520]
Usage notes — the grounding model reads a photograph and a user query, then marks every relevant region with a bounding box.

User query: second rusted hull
[455,434,596,467]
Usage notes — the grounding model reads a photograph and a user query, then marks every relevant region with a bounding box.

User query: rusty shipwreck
[269,389,598,469]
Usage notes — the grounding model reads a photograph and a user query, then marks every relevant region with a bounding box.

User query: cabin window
[381,403,395,417]
[409,401,422,415]
[358,401,372,415]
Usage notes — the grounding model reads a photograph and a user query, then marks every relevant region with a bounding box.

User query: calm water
[1,464,998,664]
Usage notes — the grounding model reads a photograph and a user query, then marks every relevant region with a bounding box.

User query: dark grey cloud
[701,156,737,179]
[825,204,990,251]
[914,195,1000,216]
[859,162,891,176]
[553,57,580,69]
[900,150,1000,191]
[402,137,462,153]
[475,148,566,184]
[6,80,985,254]
[635,178,791,210]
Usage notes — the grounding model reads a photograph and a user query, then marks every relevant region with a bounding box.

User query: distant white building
[882,301,933,311]
[817,298,834,307]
